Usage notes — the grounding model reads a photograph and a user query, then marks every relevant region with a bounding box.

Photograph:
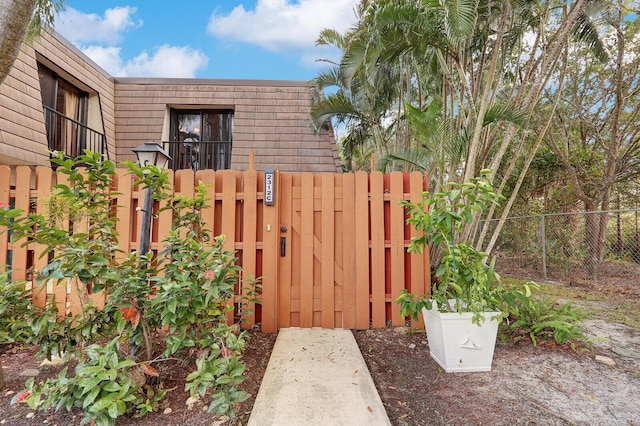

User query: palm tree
[312,0,607,260]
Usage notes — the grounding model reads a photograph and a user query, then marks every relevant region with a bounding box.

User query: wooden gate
[275,171,430,330]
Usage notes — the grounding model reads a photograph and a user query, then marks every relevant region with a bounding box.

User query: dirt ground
[2,275,640,425]
[353,272,640,426]
[0,331,277,426]
[355,319,640,425]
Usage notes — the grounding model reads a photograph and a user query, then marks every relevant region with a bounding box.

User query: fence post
[541,213,547,280]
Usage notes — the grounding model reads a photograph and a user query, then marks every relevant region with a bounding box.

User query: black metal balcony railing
[43,106,108,161]
[163,141,232,172]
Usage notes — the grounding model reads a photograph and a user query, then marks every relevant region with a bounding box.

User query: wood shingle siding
[0,30,116,166]
[1,30,339,173]
[114,79,339,172]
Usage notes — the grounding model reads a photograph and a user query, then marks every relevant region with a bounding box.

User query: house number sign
[265,169,275,206]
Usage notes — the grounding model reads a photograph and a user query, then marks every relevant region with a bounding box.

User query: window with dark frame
[168,109,234,171]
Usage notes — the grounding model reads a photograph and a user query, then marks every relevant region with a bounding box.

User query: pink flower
[0,201,5,209]
[204,270,215,280]
[17,392,29,402]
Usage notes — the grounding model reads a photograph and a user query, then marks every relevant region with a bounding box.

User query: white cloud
[81,45,126,75]
[56,6,141,44]
[123,45,209,78]
[79,45,208,78]
[56,7,208,78]
[207,0,358,52]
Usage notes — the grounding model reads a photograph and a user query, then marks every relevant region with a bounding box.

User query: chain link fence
[488,210,640,285]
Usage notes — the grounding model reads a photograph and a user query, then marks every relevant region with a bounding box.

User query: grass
[502,277,640,329]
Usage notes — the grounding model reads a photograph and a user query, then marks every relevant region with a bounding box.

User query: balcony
[44,106,108,162]
[163,141,232,171]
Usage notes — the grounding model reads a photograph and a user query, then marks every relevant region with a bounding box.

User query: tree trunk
[0,0,38,86]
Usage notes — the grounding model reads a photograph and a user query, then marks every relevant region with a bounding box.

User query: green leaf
[107,401,119,419]
[116,399,127,414]
[186,371,200,381]
[79,366,105,375]
[90,395,116,413]
[102,382,121,392]
[201,372,215,383]
[83,386,101,409]
[114,359,137,370]
[168,299,177,314]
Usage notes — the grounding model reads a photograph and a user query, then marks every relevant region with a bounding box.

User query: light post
[132,142,171,260]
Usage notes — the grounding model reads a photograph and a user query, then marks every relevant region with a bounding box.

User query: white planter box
[422,304,500,373]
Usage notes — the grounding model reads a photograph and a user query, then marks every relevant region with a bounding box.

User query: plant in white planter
[396,170,506,372]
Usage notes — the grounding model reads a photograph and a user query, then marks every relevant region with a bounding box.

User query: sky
[54,1,360,81]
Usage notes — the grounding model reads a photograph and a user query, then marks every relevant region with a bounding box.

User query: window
[38,65,87,123]
[38,64,105,160]
[168,109,233,171]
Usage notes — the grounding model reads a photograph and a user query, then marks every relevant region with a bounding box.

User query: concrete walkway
[248,328,391,426]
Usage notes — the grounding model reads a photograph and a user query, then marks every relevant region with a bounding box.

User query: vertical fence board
[10,167,31,281]
[341,174,356,329]
[53,278,68,315]
[31,167,52,307]
[67,280,84,317]
[261,171,279,333]
[277,173,293,328]
[0,166,10,272]
[198,170,216,242]
[370,172,386,328]
[321,174,335,328]
[390,172,405,326]
[241,170,257,327]
[220,172,236,252]
[174,171,195,244]
[300,173,314,328]
[220,171,237,324]
[354,172,370,329]
[114,169,133,258]
[332,175,343,328]
[409,172,428,328]
[73,169,90,311]
[55,170,72,312]
[155,169,174,256]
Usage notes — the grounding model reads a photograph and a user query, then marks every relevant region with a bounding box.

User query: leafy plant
[15,337,163,426]
[3,151,260,422]
[397,171,506,324]
[28,299,123,360]
[498,281,589,347]
[1,152,128,357]
[146,183,257,417]
[395,170,589,347]
[185,335,249,418]
[0,272,33,345]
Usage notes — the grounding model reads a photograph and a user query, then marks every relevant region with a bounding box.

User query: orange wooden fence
[0,165,430,332]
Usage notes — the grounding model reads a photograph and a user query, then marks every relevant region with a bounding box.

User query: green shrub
[0,272,33,345]
[498,282,590,346]
[15,337,164,426]
[4,151,259,422]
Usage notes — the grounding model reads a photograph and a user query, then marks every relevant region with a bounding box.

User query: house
[0,29,340,174]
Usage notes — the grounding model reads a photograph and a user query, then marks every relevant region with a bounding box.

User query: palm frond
[316,28,345,48]
[310,91,367,132]
[340,39,367,89]
[572,11,608,63]
[383,148,434,172]
[439,0,479,47]
[482,103,529,128]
